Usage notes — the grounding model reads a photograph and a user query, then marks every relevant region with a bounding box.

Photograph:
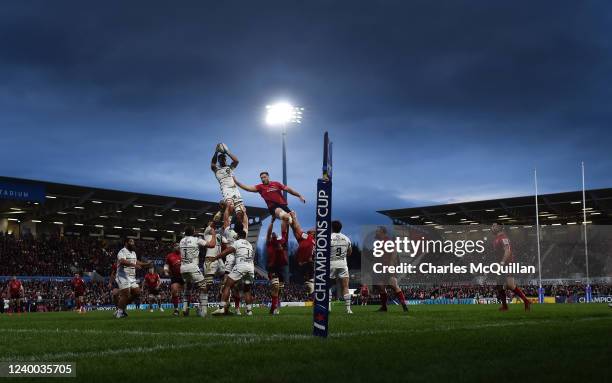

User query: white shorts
[330,259,349,279]
[116,273,139,290]
[224,254,236,274]
[205,257,225,276]
[180,263,205,284]
[228,262,254,284]
[221,187,244,212]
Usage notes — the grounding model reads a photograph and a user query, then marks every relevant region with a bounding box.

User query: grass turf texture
[0,304,610,382]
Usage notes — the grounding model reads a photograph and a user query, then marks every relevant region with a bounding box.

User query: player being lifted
[211,143,249,232]
[72,273,86,314]
[212,225,255,316]
[115,238,152,319]
[491,223,531,311]
[266,216,289,315]
[330,220,353,314]
[164,243,187,316]
[179,224,216,317]
[144,267,163,313]
[233,171,305,235]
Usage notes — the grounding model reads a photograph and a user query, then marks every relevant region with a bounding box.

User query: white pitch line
[1,316,609,361]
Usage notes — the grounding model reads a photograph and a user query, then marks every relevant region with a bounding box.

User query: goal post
[313,132,333,337]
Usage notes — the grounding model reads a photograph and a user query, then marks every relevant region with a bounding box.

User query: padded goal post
[313,132,333,337]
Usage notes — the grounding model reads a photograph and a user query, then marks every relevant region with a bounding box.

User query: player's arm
[501,244,512,265]
[226,150,239,169]
[347,240,353,257]
[199,228,216,248]
[211,151,218,172]
[285,185,306,203]
[233,176,258,193]
[215,246,236,261]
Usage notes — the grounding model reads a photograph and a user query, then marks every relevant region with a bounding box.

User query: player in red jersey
[373,226,408,312]
[7,276,24,313]
[144,267,163,313]
[291,218,315,295]
[72,273,86,313]
[164,244,186,316]
[233,171,305,236]
[491,223,530,311]
[360,284,370,306]
[266,217,289,314]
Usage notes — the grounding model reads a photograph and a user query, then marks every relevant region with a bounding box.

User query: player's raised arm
[285,185,306,204]
[226,149,239,169]
[199,227,217,248]
[211,150,219,172]
[233,176,258,193]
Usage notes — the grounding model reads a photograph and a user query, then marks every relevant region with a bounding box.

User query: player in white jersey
[212,227,255,316]
[115,238,152,318]
[219,224,244,314]
[330,220,353,314]
[204,221,227,292]
[179,224,216,317]
[211,143,249,232]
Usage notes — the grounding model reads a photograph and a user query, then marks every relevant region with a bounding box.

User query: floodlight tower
[265,102,303,199]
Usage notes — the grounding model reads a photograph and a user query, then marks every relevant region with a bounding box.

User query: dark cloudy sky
[1,1,611,236]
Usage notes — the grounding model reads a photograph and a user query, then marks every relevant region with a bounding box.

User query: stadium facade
[378,188,612,226]
[0,176,269,247]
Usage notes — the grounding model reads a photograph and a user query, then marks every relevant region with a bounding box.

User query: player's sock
[233,295,240,309]
[380,291,388,309]
[270,296,277,313]
[172,295,179,309]
[305,280,314,295]
[513,287,528,303]
[343,294,352,312]
[246,304,252,312]
[199,292,208,316]
[396,290,407,306]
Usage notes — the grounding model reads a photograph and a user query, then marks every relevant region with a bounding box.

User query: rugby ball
[217,143,229,154]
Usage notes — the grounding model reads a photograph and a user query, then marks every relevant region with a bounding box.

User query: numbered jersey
[215,166,236,189]
[179,236,208,265]
[233,239,254,265]
[331,232,351,261]
[117,247,137,279]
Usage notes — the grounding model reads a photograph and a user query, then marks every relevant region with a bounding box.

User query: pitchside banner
[313,178,332,337]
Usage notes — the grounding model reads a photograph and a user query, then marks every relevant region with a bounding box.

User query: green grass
[0,304,611,382]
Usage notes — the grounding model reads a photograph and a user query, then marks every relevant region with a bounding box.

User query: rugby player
[292,219,315,295]
[360,284,369,306]
[219,223,243,314]
[212,227,255,316]
[266,217,288,315]
[204,221,227,298]
[115,238,152,319]
[71,273,86,313]
[233,171,305,235]
[179,224,216,318]
[211,144,249,232]
[144,267,163,313]
[330,220,353,314]
[491,223,531,311]
[164,244,186,316]
[7,276,24,314]
[374,226,408,312]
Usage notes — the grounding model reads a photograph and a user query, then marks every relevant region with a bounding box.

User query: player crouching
[144,267,163,313]
[212,227,255,316]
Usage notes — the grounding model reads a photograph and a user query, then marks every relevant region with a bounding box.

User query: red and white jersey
[255,181,288,208]
[8,279,22,294]
[165,252,182,278]
[144,273,160,289]
[493,232,513,262]
[297,233,315,264]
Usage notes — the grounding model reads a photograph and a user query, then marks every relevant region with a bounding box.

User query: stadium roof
[0,176,269,240]
[378,188,612,226]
